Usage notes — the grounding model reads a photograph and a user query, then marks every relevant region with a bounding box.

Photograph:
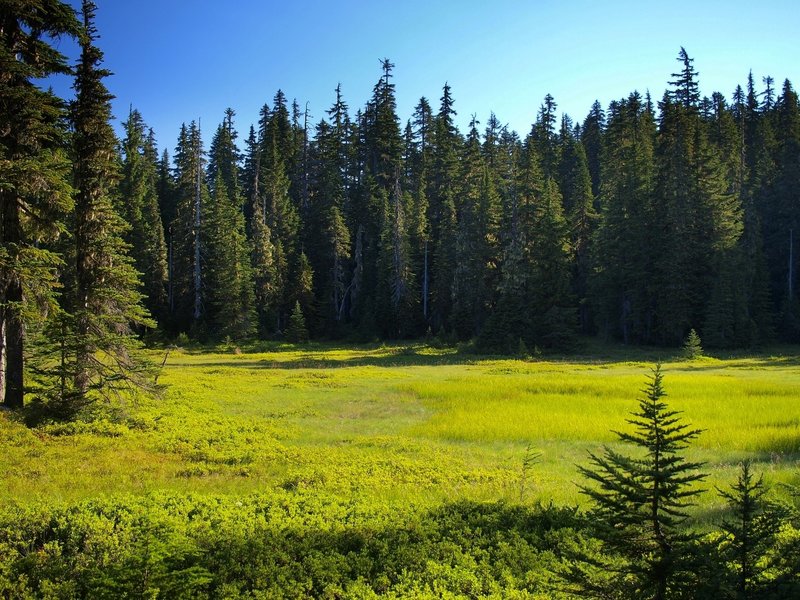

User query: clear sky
[48,0,799,153]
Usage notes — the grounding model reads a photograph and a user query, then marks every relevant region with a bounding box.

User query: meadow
[2,342,799,509]
[1,342,799,597]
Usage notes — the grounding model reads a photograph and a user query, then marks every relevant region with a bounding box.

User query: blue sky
[49,0,799,153]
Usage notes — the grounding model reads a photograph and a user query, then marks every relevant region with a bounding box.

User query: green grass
[2,342,800,516]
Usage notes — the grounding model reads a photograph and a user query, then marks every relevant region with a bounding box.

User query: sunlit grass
[1,342,799,512]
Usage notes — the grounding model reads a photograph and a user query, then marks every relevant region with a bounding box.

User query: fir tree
[572,365,707,599]
[717,462,780,599]
[285,300,308,343]
[68,0,156,411]
[204,171,255,341]
[118,108,168,322]
[0,0,79,408]
[170,121,209,333]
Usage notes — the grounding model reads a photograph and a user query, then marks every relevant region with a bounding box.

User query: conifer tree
[376,176,416,337]
[429,83,462,330]
[451,120,500,338]
[68,0,156,410]
[581,100,606,200]
[558,123,598,333]
[170,122,209,333]
[119,108,168,321]
[204,171,256,341]
[0,0,79,408]
[285,300,308,343]
[717,461,780,599]
[573,365,707,599]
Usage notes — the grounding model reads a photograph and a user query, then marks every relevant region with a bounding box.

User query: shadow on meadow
[0,492,583,598]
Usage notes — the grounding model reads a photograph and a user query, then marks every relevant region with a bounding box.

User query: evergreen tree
[581,100,606,200]
[572,365,707,599]
[428,83,462,330]
[119,108,168,322]
[376,176,417,337]
[285,300,308,343]
[717,462,780,599]
[170,121,209,333]
[0,0,79,408]
[68,0,156,411]
[558,123,598,334]
[204,171,256,341]
[451,119,500,339]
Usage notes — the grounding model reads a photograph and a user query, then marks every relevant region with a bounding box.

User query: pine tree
[68,0,156,411]
[0,0,79,408]
[573,365,707,599]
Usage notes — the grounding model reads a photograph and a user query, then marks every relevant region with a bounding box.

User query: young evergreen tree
[717,462,780,600]
[285,300,308,343]
[572,365,707,599]
[0,0,79,408]
[68,0,156,411]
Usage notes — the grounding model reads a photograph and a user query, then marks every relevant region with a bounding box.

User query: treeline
[135,53,800,351]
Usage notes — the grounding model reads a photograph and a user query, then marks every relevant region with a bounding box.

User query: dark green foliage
[285,300,309,343]
[0,0,80,408]
[65,1,157,413]
[0,493,588,599]
[573,365,707,599]
[119,108,169,322]
[717,462,782,599]
[682,328,703,359]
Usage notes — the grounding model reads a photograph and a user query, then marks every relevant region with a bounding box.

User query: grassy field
[2,341,799,517]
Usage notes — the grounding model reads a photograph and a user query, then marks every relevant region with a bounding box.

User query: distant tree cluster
[144,50,799,351]
[3,2,800,413]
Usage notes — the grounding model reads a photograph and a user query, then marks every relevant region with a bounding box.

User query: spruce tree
[573,365,707,599]
[68,0,156,410]
[0,0,79,408]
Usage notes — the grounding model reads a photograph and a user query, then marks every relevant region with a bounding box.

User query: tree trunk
[0,312,6,404]
[4,284,24,408]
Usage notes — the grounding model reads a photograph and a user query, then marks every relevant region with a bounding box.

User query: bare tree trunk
[0,311,6,404]
[4,284,23,408]
[193,130,202,323]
